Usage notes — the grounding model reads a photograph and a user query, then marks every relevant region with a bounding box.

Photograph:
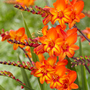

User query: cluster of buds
[0,61,33,70]
[0,70,25,89]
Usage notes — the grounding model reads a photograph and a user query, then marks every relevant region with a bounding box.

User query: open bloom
[59,28,79,60]
[34,25,79,60]
[9,27,28,50]
[50,0,72,27]
[58,70,78,90]
[69,0,85,28]
[31,56,57,84]
[34,25,66,56]
[31,56,68,85]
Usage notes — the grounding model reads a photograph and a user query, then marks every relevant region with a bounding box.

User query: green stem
[79,38,88,90]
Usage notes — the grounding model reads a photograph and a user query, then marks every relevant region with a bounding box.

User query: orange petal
[16,27,25,37]
[59,52,66,61]
[66,32,77,45]
[43,15,51,25]
[57,59,68,66]
[13,43,18,50]
[79,13,85,19]
[74,1,84,14]
[42,25,48,35]
[45,56,57,66]
[66,49,75,57]
[34,44,45,55]
[70,83,78,89]
[40,76,45,84]
[47,27,58,41]
[70,45,79,50]
[66,28,77,36]
[53,0,66,11]
[38,54,45,63]
[68,71,77,84]
[9,30,16,38]
[55,65,66,76]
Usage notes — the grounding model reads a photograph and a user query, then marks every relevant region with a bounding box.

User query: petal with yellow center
[42,25,48,35]
[16,27,25,37]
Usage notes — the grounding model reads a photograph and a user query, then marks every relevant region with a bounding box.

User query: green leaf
[21,13,44,90]
[0,85,5,90]
[18,56,33,90]
[79,38,88,90]
[22,12,38,62]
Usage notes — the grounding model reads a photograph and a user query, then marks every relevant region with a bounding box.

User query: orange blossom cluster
[39,0,85,28]
[0,0,86,90]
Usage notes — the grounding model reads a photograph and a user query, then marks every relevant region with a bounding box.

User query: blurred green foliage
[0,0,90,90]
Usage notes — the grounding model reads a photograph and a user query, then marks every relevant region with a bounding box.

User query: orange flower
[59,28,79,60]
[31,56,68,86]
[16,0,35,7]
[50,0,72,27]
[69,0,85,28]
[34,25,65,56]
[9,27,28,50]
[58,71,78,90]
[32,57,57,84]
[46,65,66,89]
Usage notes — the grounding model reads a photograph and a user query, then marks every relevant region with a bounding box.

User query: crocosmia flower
[34,25,66,56]
[58,71,78,90]
[9,27,28,50]
[16,0,35,7]
[59,28,79,60]
[50,0,72,27]
[69,0,85,28]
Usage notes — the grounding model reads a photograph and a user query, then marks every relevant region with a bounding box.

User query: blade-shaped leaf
[0,85,5,90]
[21,13,43,90]
[79,38,88,90]
[18,56,33,90]
[22,13,38,62]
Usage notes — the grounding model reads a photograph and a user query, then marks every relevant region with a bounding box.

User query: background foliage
[0,0,90,90]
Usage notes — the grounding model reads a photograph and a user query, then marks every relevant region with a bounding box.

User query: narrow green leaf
[79,38,88,90]
[18,56,33,90]
[21,13,43,90]
[0,85,5,90]
[22,13,38,62]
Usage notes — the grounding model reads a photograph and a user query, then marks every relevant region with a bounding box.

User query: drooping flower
[59,28,79,60]
[69,0,85,28]
[9,27,28,50]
